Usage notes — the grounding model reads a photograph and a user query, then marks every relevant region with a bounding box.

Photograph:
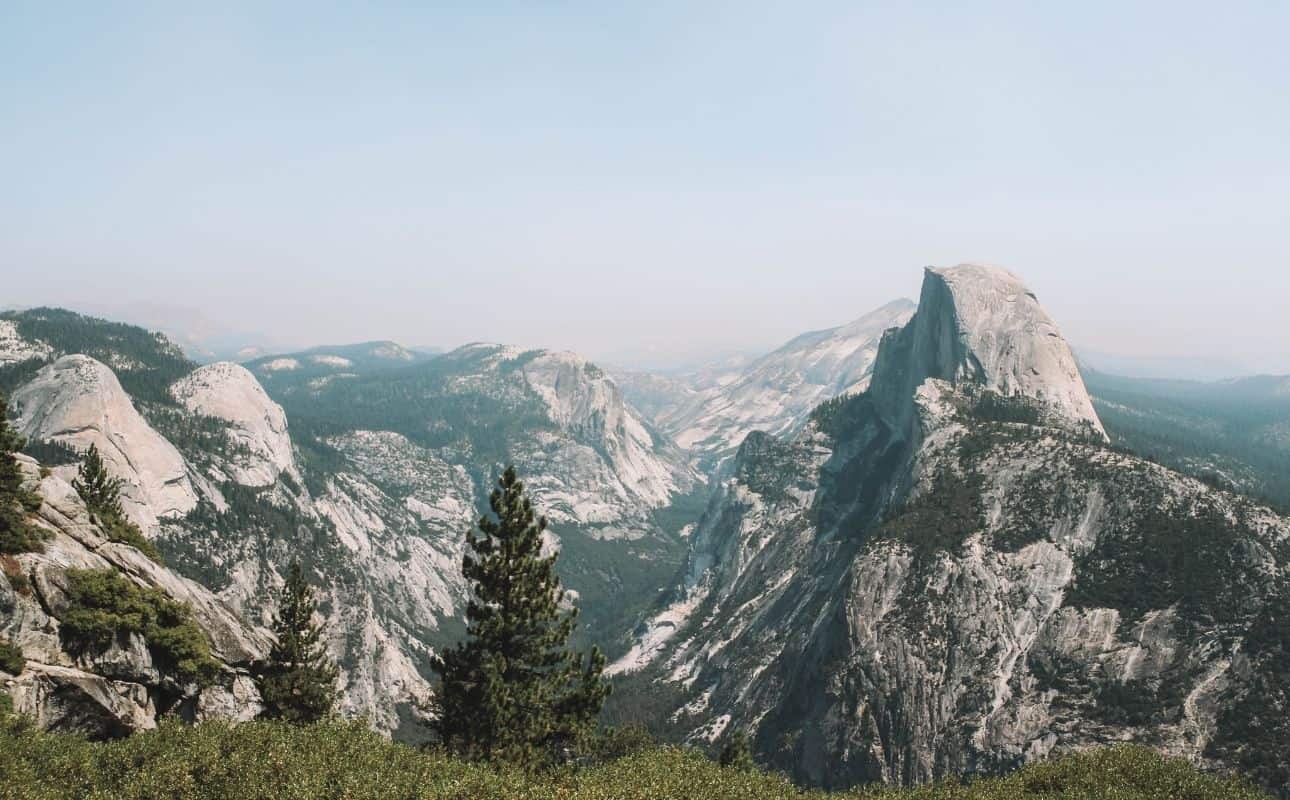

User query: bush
[58,568,219,686]
[97,514,163,563]
[0,639,24,675]
[0,720,1272,800]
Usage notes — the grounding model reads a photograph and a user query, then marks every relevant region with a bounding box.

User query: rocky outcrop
[8,355,198,532]
[170,362,295,487]
[619,264,1290,792]
[1,454,268,739]
[0,319,53,366]
[870,265,1104,439]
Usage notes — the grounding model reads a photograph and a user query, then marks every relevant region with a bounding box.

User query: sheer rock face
[1,455,268,739]
[871,265,1104,440]
[9,355,198,532]
[618,265,1290,791]
[169,362,295,487]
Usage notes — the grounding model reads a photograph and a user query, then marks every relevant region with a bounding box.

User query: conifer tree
[73,444,125,519]
[719,731,757,772]
[0,394,44,555]
[432,465,610,767]
[257,560,338,724]
[73,444,161,563]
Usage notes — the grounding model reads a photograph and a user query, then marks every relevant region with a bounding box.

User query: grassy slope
[0,719,1270,800]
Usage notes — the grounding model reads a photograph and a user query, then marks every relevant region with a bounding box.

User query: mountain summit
[614,263,1290,791]
[870,264,1104,439]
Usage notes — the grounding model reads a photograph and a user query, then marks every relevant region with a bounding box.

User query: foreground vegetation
[0,718,1271,800]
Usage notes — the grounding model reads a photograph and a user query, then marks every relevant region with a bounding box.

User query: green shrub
[0,639,24,675]
[58,568,219,685]
[97,514,163,563]
[0,720,1272,800]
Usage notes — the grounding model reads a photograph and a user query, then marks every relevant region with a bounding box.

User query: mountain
[2,309,703,736]
[611,264,1290,794]
[617,300,916,471]
[2,452,269,737]
[1085,369,1290,511]
[243,341,433,396]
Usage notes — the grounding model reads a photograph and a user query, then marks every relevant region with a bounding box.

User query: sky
[3,1,1288,372]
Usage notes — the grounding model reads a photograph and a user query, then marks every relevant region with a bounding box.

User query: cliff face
[10,355,199,532]
[615,265,1290,792]
[869,265,1104,441]
[169,362,295,488]
[1,454,268,738]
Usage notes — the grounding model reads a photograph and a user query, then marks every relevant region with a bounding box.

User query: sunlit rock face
[616,264,1290,792]
[9,355,197,532]
[869,264,1104,441]
[170,362,295,487]
[1,454,268,739]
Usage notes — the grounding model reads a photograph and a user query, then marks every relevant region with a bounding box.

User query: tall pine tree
[257,560,338,724]
[0,392,44,555]
[432,465,610,767]
[72,444,161,563]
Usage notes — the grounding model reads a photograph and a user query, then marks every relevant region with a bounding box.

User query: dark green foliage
[0,690,12,718]
[1093,679,1172,727]
[0,721,1273,800]
[72,445,162,563]
[0,308,194,405]
[0,639,24,675]
[578,724,658,764]
[265,355,556,470]
[257,561,338,724]
[0,358,47,396]
[0,395,46,555]
[19,438,80,467]
[1207,590,1290,792]
[719,731,757,772]
[58,568,219,686]
[1065,501,1263,625]
[1086,369,1290,513]
[733,432,814,505]
[969,391,1047,426]
[874,468,985,555]
[551,524,687,657]
[145,407,248,463]
[432,466,610,767]
[599,670,692,742]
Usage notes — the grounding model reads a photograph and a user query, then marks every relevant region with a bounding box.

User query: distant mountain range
[3,269,1289,795]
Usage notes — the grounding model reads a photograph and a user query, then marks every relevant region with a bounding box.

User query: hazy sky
[4,2,1288,371]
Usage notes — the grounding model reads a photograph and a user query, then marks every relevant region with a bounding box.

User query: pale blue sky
[3,2,1288,370]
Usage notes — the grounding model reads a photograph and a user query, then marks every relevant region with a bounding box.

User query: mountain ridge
[611,264,1290,792]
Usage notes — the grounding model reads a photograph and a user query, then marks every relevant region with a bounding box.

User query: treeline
[1,308,195,405]
[1085,370,1290,511]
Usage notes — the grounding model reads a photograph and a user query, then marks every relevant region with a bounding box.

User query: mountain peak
[871,263,1104,437]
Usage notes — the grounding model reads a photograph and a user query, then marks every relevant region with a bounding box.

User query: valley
[3,266,1289,795]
